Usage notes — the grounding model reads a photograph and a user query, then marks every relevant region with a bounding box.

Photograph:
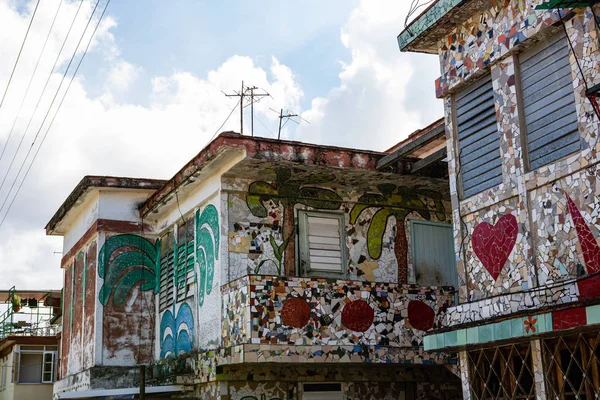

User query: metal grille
[468,343,535,399]
[543,331,600,399]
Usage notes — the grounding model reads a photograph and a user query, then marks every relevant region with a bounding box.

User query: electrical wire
[0,0,111,230]
[207,98,241,143]
[254,113,277,138]
[0,0,65,165]
[0,0,41,113]
[0,0,85,198]
[405,0,435,28]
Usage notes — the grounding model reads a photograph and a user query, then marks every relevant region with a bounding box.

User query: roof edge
[46,175,167,234]
[139,131,387,217]
[397,0,468,53]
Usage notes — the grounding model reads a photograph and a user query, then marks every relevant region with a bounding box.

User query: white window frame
[298,210,346,278]
[41,351,55,383]
[14,345,57,384]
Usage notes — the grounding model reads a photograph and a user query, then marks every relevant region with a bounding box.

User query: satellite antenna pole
[240,81,244,134]
[224,83,269,136]
[278,109,283,140]
[277,109,298,140]
[224,81,245,134]
[245,85,269,136]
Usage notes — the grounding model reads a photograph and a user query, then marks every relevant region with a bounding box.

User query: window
[159,230,175,312]
[455,73,503,199]
[175,218,195,302]
[411,221,457,289]
[467,343,535,399]
[543,331,600,398]
[298,211,346,277]
[302,383,343,400]
[13,345,57,384]
[520,31,580,170]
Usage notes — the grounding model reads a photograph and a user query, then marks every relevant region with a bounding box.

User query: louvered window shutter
[299,211,345,276]
[520,31,580,170]
[159,231,175,312]
[456,73,503,199]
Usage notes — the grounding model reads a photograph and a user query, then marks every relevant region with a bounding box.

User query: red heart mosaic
[472,214,518,280]
[341,299,374,332]
[407,300,435,331]
[281,297,310,328]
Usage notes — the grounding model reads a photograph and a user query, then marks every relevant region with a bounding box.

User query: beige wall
[0,381,15,400]
[13,384,53,400]
[0,382,53,400]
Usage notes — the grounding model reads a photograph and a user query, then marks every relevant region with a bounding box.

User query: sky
[0,0,443,289]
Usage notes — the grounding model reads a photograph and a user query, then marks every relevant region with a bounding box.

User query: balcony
[0,287,61,339]
[397,0,490,53]
[220,275,456,365]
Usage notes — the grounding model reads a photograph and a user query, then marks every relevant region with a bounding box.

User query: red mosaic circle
[281,297,310,328]
[407,300,435,331]
[341,299,374,332]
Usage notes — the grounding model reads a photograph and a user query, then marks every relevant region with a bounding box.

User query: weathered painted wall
[435,0,600,325]
[154,198,223,360]
[97,232,156,367]
[60,237,97,378]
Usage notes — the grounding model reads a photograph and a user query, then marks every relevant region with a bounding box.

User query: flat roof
[46,175,167,234]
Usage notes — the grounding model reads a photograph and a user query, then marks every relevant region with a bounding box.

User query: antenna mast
[223,82,269,136]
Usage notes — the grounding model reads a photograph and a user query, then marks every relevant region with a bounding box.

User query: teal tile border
[397,0,463,51]
[587,304,600,324]
[424,306,600,351]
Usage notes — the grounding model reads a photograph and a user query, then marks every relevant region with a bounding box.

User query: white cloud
[0,0,442,289]
[106,60,141,91]
[0,1,304,289]
[294,0,443,151]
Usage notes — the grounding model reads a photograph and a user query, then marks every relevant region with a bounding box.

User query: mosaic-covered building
[47,131,463,399]
[398,0,600,398]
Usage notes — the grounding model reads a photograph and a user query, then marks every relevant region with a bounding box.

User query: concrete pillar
[531,339,547,400]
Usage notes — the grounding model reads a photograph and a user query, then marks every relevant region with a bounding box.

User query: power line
[0,0,85,198]
[0,0,112,230]
[0,0,41,113]
[254,113,277,138]
[207,98,241,143]
[0,0,65,165]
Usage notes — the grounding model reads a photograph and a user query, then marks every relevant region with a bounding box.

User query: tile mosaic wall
[438,1,600,328]
[190,364,462,399]
[221,275,455,351]
[223,176,452,285]
[436,0,565,97]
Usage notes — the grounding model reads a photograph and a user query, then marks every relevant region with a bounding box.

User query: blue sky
[0,0,443,289]
[82,0,358,107]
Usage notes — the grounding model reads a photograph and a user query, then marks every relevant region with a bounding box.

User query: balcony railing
[220,275,456,365]
[0,287,61,340]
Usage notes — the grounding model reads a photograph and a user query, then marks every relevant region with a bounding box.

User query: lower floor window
[13,345,57,384]
[467,342,535,399]
[543,331,600,399]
